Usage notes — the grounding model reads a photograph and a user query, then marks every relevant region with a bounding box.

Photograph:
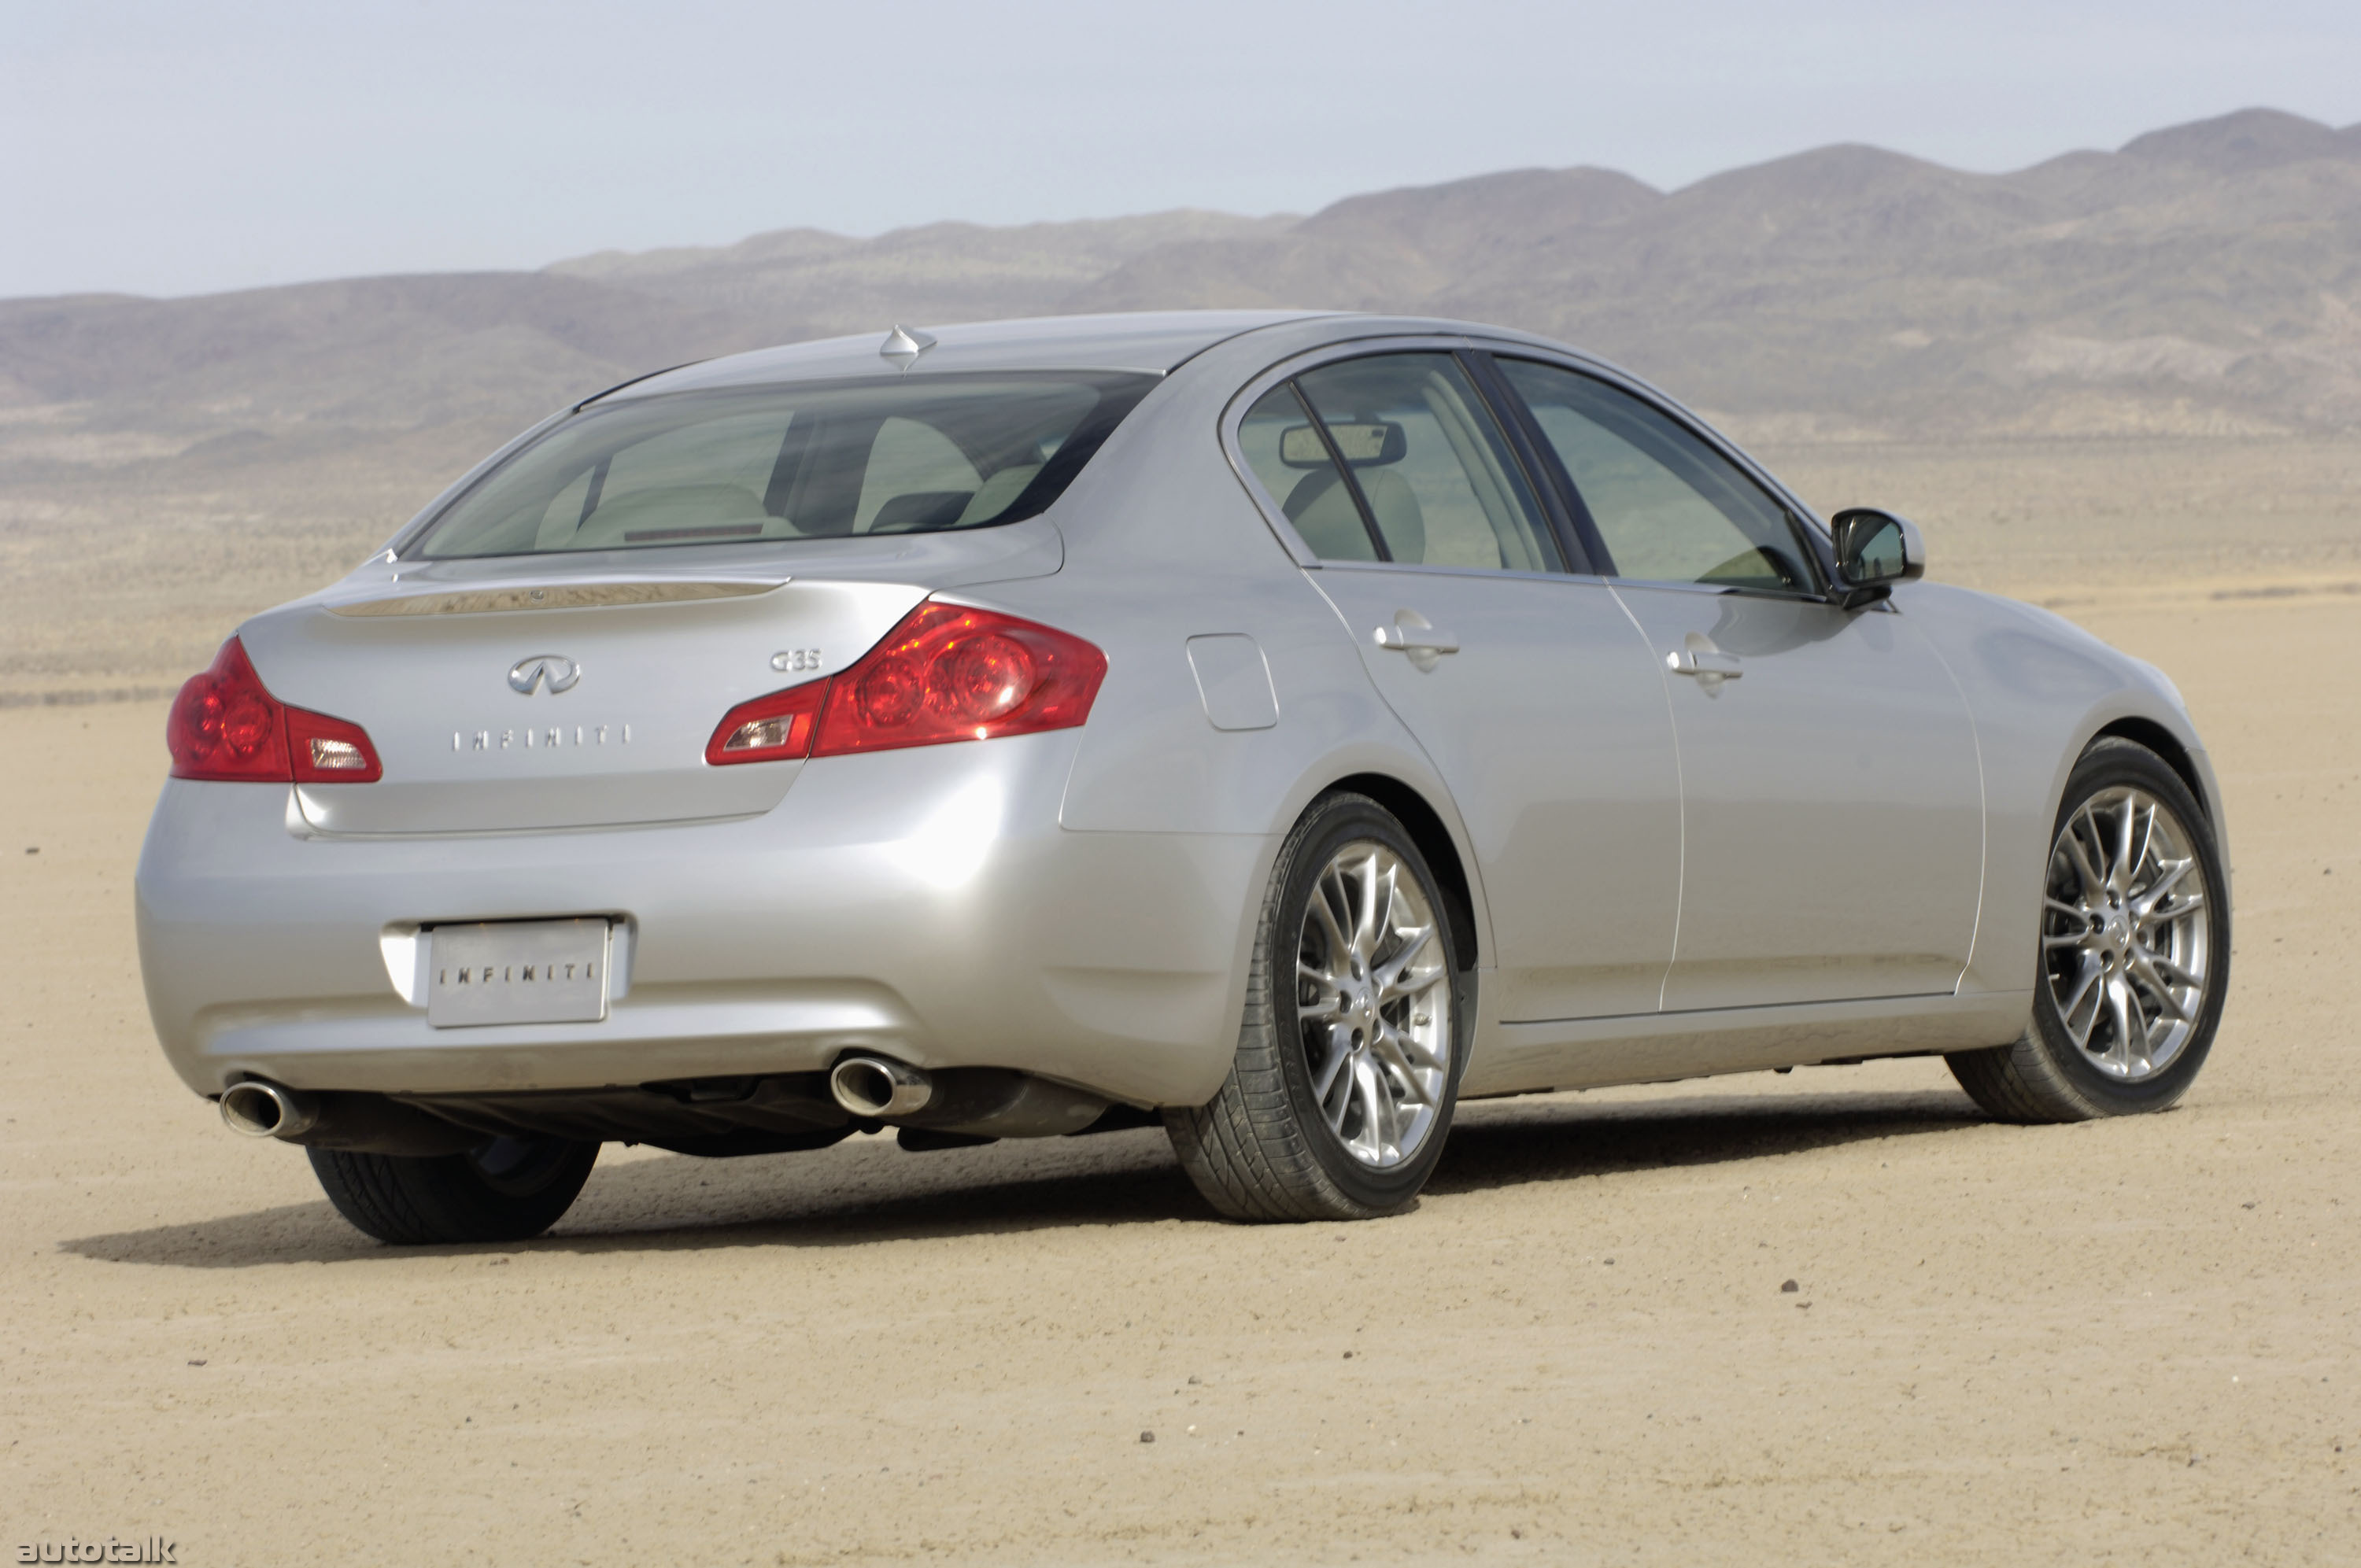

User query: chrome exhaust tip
[219,1079,320,1140]
[829,1055,933,1119]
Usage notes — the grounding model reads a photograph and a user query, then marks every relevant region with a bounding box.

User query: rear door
[1491,356,1984,1010]
[1233,349,1682,1022]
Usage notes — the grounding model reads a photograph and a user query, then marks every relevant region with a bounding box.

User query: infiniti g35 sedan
[135,311,2230,1243]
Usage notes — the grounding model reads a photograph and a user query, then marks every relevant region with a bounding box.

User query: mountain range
[5,106,2359,463]
[8,105,2359,692]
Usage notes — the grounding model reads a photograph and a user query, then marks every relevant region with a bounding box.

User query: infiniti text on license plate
[427,918,611,1028]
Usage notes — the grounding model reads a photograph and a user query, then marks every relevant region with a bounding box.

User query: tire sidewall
[415,1137,597,1242]
[1268,795,1469,1212]
[2030,740,2230,1113]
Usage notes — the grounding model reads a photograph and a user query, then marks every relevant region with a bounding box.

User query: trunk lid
[238,526,1059,835]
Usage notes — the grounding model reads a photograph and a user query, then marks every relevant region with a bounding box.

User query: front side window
[408,373,1153,559]
[1235,353,1564,572]
[1496,359,1813,592]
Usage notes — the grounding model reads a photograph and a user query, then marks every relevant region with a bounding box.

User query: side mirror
[1828,507,1925,609]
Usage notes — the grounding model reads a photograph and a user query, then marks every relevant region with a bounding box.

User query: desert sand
[2,537,2356,1561]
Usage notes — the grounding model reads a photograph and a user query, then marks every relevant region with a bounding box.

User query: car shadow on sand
[61,1086,1986,1269]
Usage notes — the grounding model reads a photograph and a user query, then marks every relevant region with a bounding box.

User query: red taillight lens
[166,642,283,779]
[168,639,286,781]
[166,637,382,784]
[705,679,826,766]
[813,602,1105,757]
[702,602,1107,766]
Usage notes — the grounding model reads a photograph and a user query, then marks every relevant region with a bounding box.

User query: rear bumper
[135,731,1268,1109]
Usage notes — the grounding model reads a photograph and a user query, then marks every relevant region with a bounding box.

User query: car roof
[602,311,1342,400]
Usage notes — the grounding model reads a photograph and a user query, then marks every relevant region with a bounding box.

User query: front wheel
[309,1135,599,1245]
[1948,737,2229,1122]
[1166,791,1469,1220]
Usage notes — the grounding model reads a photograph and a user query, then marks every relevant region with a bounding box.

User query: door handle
[1373,625,1461,655]
[1666,648,1742,679]
[1373,619,1459,673]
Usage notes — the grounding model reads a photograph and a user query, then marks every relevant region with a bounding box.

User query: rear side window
[1237,382,1380,562]
[1237,353,1562,572]
[1495,359,1812,592]
[408,372,1155,559]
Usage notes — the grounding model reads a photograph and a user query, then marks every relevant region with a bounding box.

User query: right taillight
[167,637,382,783]
[703,601,1107,766]
[814,601,1105,757]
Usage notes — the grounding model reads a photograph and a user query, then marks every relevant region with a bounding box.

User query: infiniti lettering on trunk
[452,724,631,752]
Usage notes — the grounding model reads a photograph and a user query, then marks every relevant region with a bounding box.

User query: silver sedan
[135,311,2230,1242]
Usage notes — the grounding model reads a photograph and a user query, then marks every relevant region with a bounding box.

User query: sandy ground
[2,581,2356,1565]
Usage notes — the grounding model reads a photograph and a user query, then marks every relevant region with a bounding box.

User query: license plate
[427,919,611,1028]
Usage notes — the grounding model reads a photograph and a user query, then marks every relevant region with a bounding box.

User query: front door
[1494,356,1984,1011]
[1233,352,1683,1022]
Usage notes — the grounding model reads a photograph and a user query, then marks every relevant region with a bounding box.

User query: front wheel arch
[1948,734,2228,1122]
[2093,716,2208,823]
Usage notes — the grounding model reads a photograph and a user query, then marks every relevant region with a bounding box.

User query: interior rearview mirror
[1828,507,1926,609]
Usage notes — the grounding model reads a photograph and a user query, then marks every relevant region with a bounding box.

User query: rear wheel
[1166,792,1468,1220]
[1948,738,2227,1122]
[309,1135,598,1245]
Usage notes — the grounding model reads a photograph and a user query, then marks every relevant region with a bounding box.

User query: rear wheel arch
[1322,772,1479,970]
[1166,788,1470,1219]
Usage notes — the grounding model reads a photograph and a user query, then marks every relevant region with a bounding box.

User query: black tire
[308,1135,599,1245]
[1947,737,2229,1123]
[1166,791,1470,1221]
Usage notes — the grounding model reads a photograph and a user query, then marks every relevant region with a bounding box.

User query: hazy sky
[5,0,2357,301]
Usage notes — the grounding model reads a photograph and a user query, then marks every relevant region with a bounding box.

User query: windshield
[406,371,1157,559]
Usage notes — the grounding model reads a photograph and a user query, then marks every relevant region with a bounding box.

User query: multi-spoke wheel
[1949,738,2229,1122]
[2041,784,2212,1079]
[1166,791,1467,1219]
[1293,840,1454,1168]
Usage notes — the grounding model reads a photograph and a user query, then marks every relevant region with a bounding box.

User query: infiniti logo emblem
[508,655,581,695]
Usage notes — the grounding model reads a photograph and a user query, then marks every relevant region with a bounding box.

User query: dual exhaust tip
[221,1065,926,1138]
[823,1055,1107,1138]
[219,1079,318,1140]
[224,1067,931,1138]
[223,1056,966,1140]
[827,1054,933,1119]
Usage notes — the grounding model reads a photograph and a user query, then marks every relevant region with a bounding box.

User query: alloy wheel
[2041,785,2213,1081]
[1292,842,1454,1168]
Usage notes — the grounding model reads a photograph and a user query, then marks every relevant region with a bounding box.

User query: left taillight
[166,636,382,784]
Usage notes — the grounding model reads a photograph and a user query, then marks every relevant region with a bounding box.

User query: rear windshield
[406,371,1157,559]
